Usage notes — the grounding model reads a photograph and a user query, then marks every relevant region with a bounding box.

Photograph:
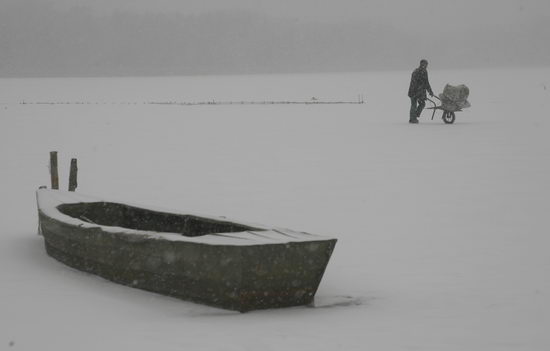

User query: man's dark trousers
[410,97,425,120]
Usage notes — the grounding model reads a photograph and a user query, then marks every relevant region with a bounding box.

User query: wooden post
[69,158,78,192]
[50,151,59,190]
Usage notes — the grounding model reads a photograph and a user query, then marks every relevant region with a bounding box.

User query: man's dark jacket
[408,67,433,99]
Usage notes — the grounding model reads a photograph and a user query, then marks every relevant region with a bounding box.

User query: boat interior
[57,202,262,237]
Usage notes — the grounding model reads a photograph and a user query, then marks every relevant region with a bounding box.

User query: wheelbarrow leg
[426,97,439,120]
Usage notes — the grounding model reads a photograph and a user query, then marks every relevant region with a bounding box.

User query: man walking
[408,59,434,123]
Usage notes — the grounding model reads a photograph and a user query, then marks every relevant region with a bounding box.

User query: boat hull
[37,196,336,312]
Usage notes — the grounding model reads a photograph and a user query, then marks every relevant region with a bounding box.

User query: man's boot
[409,118,419,124]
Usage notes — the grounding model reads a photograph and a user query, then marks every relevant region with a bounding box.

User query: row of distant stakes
[16,96,365,106]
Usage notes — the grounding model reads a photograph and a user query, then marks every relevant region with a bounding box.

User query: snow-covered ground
[1,68,549,350]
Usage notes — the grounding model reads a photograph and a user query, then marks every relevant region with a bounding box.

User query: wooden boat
[36,189,337,312]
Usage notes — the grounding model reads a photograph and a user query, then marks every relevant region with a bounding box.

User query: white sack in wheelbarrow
[439,84,471,111]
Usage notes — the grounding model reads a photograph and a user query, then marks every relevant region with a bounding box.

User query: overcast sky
[41,0,550,24]
[1,0,549,76]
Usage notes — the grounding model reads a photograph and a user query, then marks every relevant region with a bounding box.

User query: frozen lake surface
[1,68,549,350]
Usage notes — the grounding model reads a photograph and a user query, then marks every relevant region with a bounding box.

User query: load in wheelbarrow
[426,84,471,124]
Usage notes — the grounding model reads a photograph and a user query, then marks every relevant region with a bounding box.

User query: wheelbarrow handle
[426,95,440,105]
[425,96,440,120]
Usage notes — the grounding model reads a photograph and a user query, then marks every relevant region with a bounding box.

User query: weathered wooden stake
[68,158,78,192]
[50,151,59,190]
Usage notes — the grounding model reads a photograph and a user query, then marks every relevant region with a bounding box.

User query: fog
[1,0,549,77]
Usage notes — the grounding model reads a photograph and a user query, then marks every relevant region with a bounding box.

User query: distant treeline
[1,2,549,77]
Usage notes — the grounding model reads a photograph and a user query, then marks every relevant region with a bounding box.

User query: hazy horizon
[1,0,549,77]
[25,0,550,24]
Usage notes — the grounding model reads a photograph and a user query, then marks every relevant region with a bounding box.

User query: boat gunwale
[36,189,337,246]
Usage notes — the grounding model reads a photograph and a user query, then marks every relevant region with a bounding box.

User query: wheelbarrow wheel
[442,111,455,124]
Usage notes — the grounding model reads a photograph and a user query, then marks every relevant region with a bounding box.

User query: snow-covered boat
[36,189,337,312]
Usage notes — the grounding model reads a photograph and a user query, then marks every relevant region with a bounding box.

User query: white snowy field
[1,68,549,350]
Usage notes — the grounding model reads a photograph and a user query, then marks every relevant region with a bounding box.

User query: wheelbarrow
[426,84,471,124]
